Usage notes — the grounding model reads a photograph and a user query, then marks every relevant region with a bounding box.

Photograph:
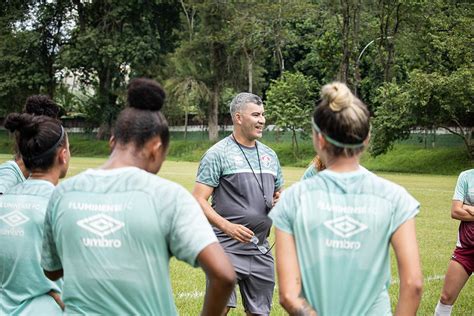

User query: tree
[371,68,474,158]
[370,0,473,159]
[265,72,319,155]
[62,1,179,138]
[0,0,71,114]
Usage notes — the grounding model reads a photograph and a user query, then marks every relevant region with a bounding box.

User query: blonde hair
[313,82,370,157]
[321,82,353,112]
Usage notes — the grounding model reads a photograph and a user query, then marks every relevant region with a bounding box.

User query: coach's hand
[223,223,254,243]
[273,191,281,206]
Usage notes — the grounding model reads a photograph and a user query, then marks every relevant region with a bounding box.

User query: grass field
[1,154,473,315]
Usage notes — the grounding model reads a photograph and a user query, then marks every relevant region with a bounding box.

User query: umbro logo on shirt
[0,211,29,237]
[77,214,124,237]
[78,214,125,248]
[324,216,368,238]
[0,211,30,227]
[324,216,367,250]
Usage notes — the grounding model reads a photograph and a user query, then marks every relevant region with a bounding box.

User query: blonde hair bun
[321,82,353,112]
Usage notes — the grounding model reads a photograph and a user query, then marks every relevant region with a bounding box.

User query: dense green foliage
[0,0,472,156]
[265,72,319,154]
[370,1,474,158]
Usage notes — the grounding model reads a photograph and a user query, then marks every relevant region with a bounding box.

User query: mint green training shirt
[270,167,420,316]
[41,167,218,315]
[301,164,317,180]
[0,160,26,195]
[0,179,62,315]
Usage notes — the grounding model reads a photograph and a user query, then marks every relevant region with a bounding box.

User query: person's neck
[15,156,30,178]
[326,156,360,173]
[29,169,60,186]
[232,131,256,147]
[101,147,148,170]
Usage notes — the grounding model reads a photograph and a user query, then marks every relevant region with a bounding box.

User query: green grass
[361,145,473,175]
[1,154,473,315]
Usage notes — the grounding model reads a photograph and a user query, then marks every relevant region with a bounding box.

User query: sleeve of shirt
[301,165,317,180]
[41,190,63,272]
[274,157,284,190]
[389,186,420,236]
[0,164,19,194]
[453,171,467,202]
[269,186,298,235]
[196,149,222,188]
[169,187,218,267]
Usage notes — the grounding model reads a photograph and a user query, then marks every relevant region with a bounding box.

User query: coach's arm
[193,182,254,243]
[451,200,474,221]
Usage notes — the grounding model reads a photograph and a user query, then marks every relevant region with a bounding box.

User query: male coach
[193,92,283,316]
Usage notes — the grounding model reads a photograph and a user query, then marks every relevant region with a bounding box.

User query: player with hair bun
[0,95,61,194]
[0,113,70,314]
[23,95,62,118]
[41,78,236,315]
[270,82,423,315]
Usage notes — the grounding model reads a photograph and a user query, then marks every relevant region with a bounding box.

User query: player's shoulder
[57,167,185,199]
[459,169,474,181]
[0,160,19,173]
[8,179,54,198]
[363,170,412,202]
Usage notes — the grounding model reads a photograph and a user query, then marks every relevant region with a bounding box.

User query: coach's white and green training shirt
[270,167,420,316]
[196,135,283,254]
[0,160,26,195]
[0,179,62,315]
[41,167,217,315]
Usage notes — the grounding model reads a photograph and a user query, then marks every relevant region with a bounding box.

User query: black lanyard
[231,134,268,206]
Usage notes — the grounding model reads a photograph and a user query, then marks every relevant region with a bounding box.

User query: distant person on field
[41,78,236,315]
[301,155,326,180]
[270,82,423,315]
[0,95,61,194]
[434,168,474,316]
[193,92,284,315]
[0,113,70,314]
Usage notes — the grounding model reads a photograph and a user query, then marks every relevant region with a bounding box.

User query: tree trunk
[292,129,299,158]
[208,88,219,142]
[96,65,115,140]
[338,0,351,83]
[184,105,189,142]
[245,49,254,93]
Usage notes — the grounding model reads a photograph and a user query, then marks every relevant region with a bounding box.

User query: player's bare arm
[193,182,254,243]
[391,218,423,316]
[462,203,474,216]
[451,200,474,221]
[276,229,318,316]
[198,242,236,316]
